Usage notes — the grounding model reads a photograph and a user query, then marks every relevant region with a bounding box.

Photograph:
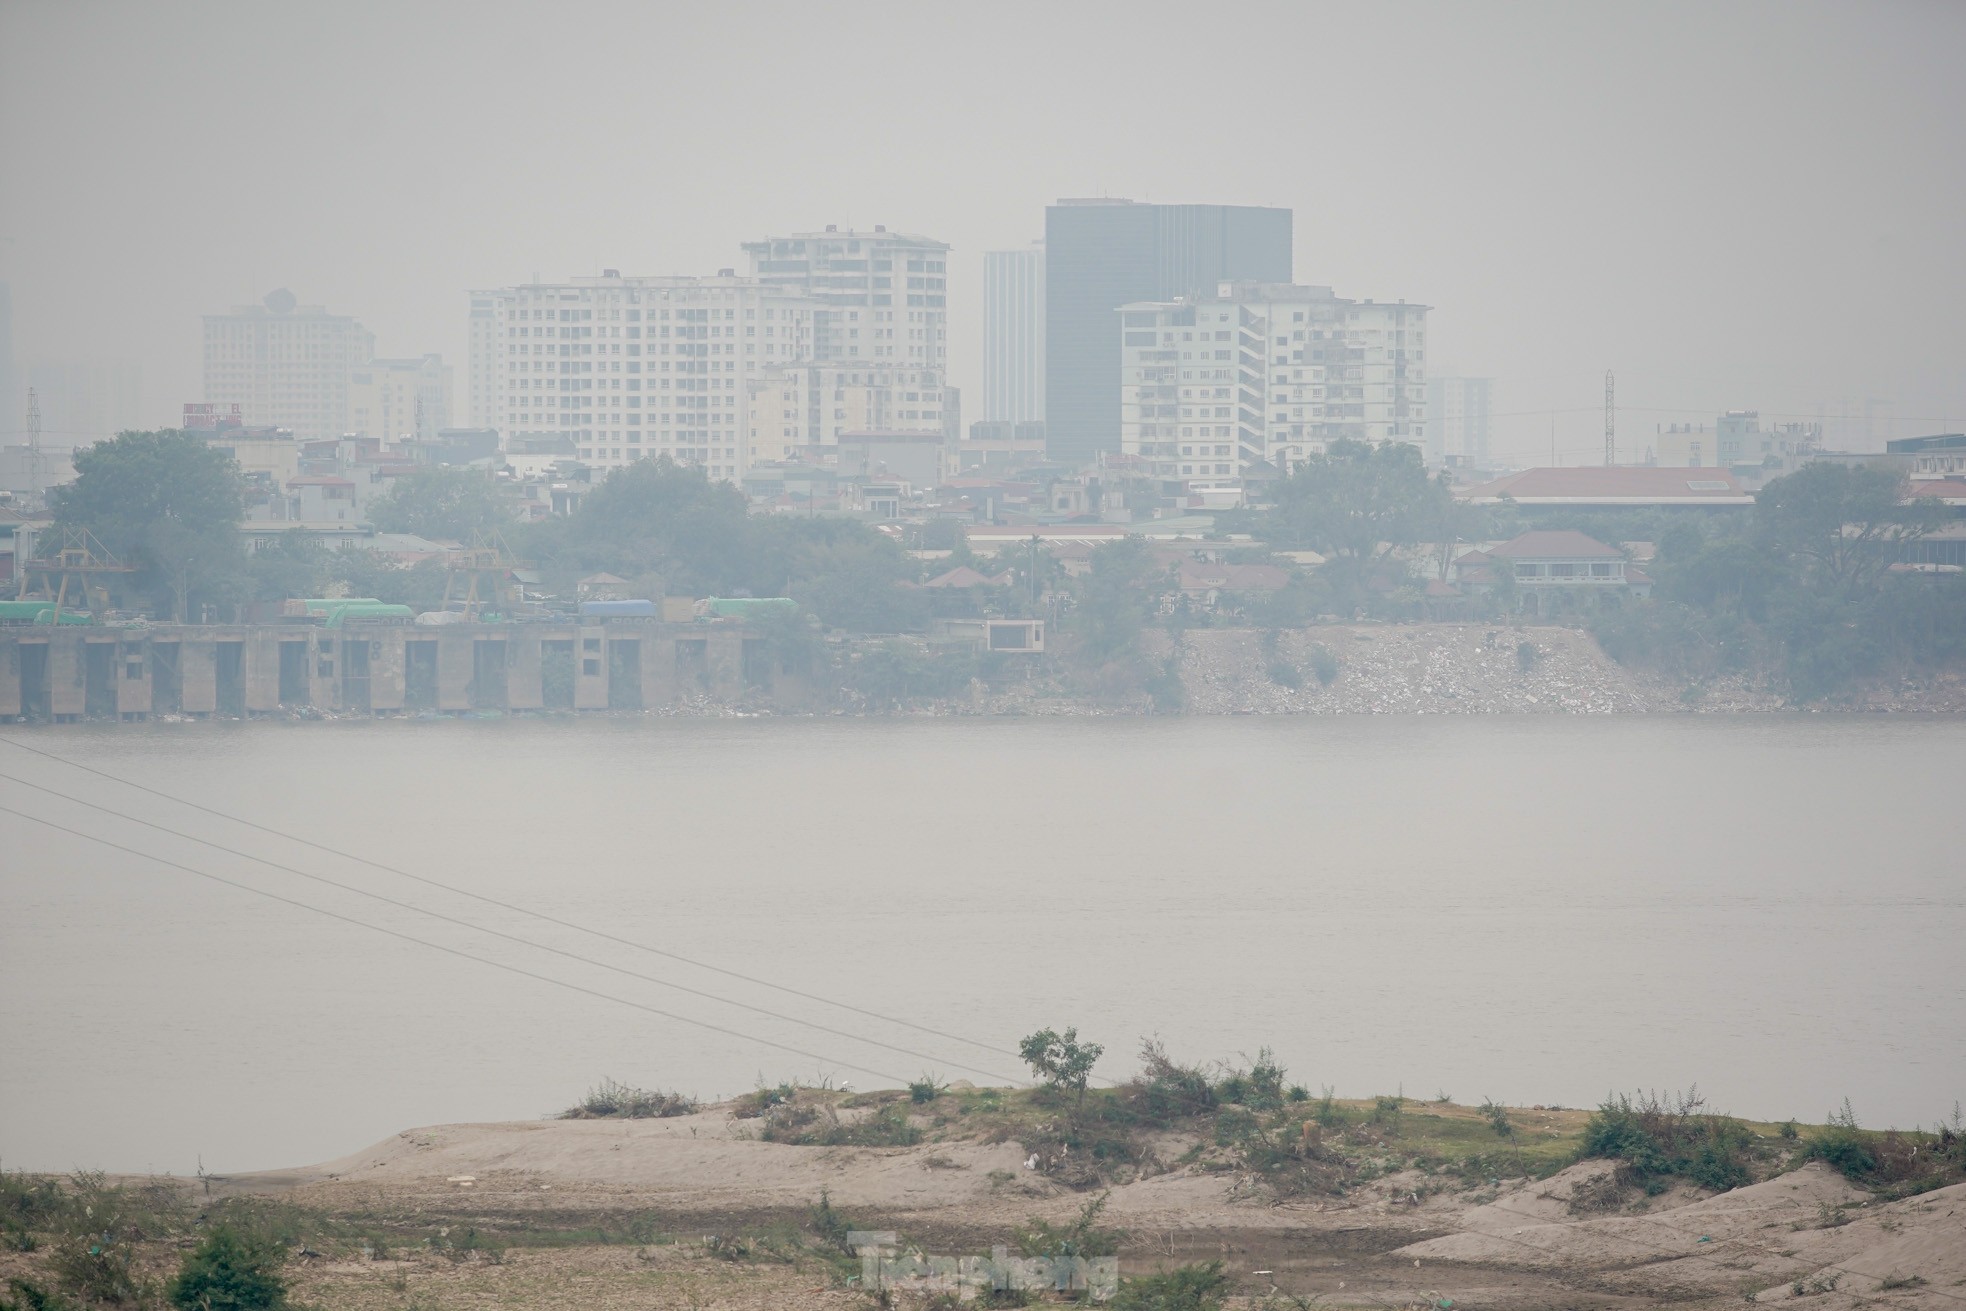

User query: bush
[562,1078,697,1119]
[1,1279,78,1311]
[1582,1089,1753,1192]
[1266,660,1302,689]
[1111,1260,1229,1311]
[1126,1039,1215,1124]
[167,1226,287,1310]
[1515,641,1539,673]
[909,1076,946,1105]
[1019,1027,1104,1103]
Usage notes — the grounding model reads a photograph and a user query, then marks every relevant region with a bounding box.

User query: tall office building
[741,226,949,378]
[1119,282,1427,486]
[203,289,376,440]
[983,243,1044,424]
[1045,199,1292,465]
[470,271,818,478]
[1427,376,1493,466]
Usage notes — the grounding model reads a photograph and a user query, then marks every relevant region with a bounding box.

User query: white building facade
[470,272,817,478]
[742,226,948,378]
[202,289,376,441]
[348,354,451,444]
[983,243,1044,423]
[1119,282,1427,486]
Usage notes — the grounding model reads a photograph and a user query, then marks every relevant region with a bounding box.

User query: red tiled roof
[1458,466,1752,505]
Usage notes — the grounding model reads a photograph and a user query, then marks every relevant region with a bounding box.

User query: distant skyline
[2,0,1963,461]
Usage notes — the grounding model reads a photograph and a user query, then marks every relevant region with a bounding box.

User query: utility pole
[1604,370,1616,467]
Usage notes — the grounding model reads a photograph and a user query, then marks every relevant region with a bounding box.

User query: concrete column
[180,639,217,713]
[641,629,678,706]
[49,633,84,717]
[0,637,22,717]
[436,631,473,711]
[244,631,282,712]
[574,626,609,710]
[370,631,406,711]
[705,629,744,700]
[506,630,544,710]
[116,639,152,717]
[308,633,339,710]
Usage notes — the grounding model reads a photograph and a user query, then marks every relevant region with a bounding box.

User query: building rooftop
[1458,467,1754,506]
[1488,530,1626,560]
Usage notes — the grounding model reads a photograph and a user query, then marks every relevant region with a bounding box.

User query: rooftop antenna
[1604,369,1616,466]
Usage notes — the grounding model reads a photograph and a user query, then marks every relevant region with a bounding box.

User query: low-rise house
[1471,530,1651,612]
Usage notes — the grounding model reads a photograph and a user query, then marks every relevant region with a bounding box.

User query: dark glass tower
[1043,200,1292,465]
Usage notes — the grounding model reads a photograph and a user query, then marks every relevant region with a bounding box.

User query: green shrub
[1267,661,1302,689]
[1,1279,78,1311]
[1515,641,1539,673]
[168,1226,287,1310]
[908,1077,946,1105]
[1582,1089,1753,1191]
[562,1078,697,1119]
[1111,1260,1229,1311]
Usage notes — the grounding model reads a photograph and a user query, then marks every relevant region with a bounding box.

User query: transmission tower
[1604,370,1616,467]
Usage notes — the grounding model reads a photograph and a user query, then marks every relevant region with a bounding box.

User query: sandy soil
[187,1110,1966,1310]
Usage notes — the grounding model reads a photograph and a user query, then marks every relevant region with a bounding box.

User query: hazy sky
[2,0,1962,461]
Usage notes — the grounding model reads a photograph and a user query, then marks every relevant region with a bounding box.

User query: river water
[2,715,1961,1175]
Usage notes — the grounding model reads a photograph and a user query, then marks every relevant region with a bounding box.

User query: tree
[1072,537,1164,661]
[1265,439,1451,564]
[50,429,245,620]
[1755,463,1942,596]
[368,467,509,541]
[167,1226,287,1310]
[1019,1026,1104,1104]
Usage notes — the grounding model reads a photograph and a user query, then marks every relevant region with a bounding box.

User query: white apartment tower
[466,293,500,426]
[1427,376,1493,466]
[741,226,948,378]
[983,243,1044,423]
[471,271,817,478]
[203,289,376,440]
[1119,282,1427,486]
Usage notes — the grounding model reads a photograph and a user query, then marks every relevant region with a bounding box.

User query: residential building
[983,243,1044,425]
[203,289,375,441]
[741,225,949,377]
[466,292,500,426]
[1118,282,1428,486]
[1428,376,1492,466]
[1467,530,1652,613]
[1045,199,1293,466]
[469,271,818,479]
[754,362,946,447]
[348,354,451,444]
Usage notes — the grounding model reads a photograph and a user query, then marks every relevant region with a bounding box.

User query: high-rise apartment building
[1118,282,1427,486]
[1046,200,1292,466]
[745,362,947,459]
[466,292,500,426]
[348,355,452,443]
[1427,376,1493,466]
[203,289,376,441]
[742,226,949,378]
[471,271,817,478]
[983,243,1044,425]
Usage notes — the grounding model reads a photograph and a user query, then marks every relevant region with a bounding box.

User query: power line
[0,803,920,1088]
[0,770,1025,1087]
[0,733,1021,1066]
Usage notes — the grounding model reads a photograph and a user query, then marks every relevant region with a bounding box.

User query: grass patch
[560,1078,698,1120]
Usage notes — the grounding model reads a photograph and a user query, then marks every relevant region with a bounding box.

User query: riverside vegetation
[44,432,1966,711]
[17,1024,1954,1310]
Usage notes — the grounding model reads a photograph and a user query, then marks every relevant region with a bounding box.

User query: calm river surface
[3,715,1962,1175]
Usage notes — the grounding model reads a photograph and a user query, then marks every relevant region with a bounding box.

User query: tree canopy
[368,467,511,542]
[1265,439,1452,562]
[49,429,245,620]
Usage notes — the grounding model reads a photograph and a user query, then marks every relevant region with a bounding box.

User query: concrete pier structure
[0,620,800,722]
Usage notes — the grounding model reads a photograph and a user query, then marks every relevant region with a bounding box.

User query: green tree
[368,467,510,541]
[1755,463,1942,596]
[1265,439,1450,564]
[167,1226,286,1310]
[1072,537,1163,660]
[1019,1026,1104,1105]
[49,429,245,620]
